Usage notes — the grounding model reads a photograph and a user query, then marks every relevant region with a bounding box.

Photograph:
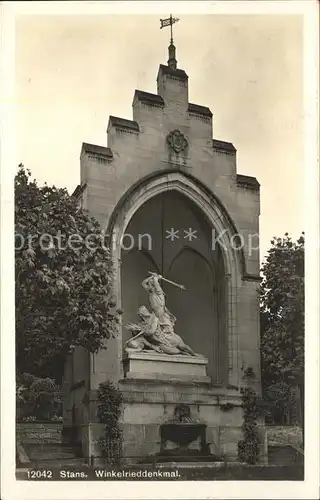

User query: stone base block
[123,351,209,382]
[118,378,245,462]
[74,378,267,464]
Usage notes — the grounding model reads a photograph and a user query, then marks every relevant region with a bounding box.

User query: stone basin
[160,422,207,448]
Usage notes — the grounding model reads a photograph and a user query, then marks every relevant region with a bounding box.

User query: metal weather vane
[160,14,180,44]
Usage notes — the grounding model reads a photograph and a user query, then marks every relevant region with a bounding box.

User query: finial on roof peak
[160,14,179,70]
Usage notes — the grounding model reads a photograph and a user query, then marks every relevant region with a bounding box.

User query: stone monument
[62,25,266,463]
[123,272,209,383]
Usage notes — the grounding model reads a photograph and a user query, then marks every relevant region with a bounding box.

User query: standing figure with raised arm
[141,273,176,328]
[140,272,200,357]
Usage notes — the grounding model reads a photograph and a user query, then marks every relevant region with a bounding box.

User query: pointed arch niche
[109,171,243,386]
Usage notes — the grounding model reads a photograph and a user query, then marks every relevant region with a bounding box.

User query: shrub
[97,381,123,465]
[238,387,260,465]
[16,373,61,421]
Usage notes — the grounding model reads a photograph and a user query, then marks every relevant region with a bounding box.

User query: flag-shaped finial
[160,15,180,69]
[160,14,180,44]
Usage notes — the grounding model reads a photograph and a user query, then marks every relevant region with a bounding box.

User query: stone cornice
[107,115,140,133]
[81,142,113,159]
[212,139,236,153]
[188,103,212,118]
[72,183,87,199]
[242,273,262,282]
[133,90,164,108]
[237,174,260,190]
[157,64,189,82]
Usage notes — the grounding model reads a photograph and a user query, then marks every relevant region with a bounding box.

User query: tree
[15,165,120,382]
[260,234,304,437]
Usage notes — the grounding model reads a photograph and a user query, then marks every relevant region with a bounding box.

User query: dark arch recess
[121,245,159,272]
[106,168,247,277]
[168,244,217,284]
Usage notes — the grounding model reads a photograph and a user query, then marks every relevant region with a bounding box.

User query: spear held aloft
[148,271,186,291]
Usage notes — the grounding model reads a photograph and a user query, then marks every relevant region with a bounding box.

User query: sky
[15,13,304,262]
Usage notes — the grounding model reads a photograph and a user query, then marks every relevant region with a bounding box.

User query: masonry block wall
[74,59,261,393]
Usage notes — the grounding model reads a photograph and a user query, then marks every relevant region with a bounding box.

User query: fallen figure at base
[124,273,202,357]
[125,306,200,356]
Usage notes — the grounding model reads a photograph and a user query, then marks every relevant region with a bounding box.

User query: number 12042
[27,470,53,479]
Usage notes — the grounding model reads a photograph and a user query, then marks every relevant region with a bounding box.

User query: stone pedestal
[123,351,210,383]
[118,376,245,463]
[118,351,263,463]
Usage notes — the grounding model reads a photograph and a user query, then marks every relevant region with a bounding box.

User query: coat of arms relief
[166,129,189,154]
